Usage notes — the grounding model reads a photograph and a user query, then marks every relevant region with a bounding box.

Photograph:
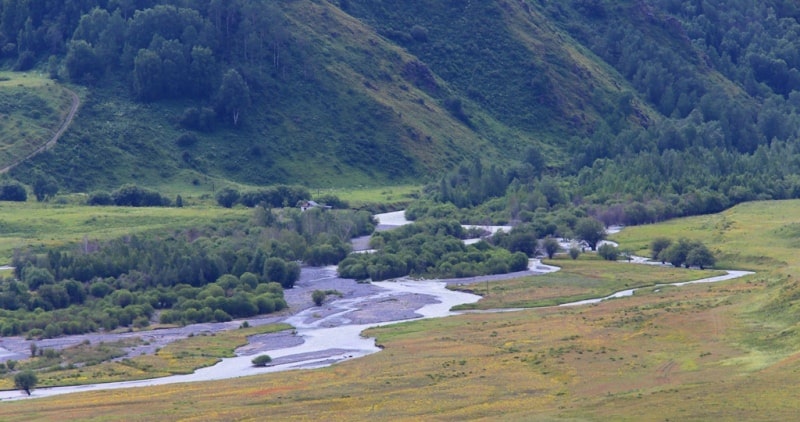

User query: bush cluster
[651,237,716,269]
[3,206,377,338]
[87,184,171,207]
[338,220,528,281]
[216,185,312,208]
[0,181,27,202]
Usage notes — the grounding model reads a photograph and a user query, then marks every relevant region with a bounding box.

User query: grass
[0,339,143,390]
[313,184,420,208]
[3,200,800,420]
[0,324,292,390]
[451,255,726,309]
[121,323,293,376]
[609,199,800,274]
[0,277,794,420]
[0,183,416,264]
[0,202,250,263]
[0,72,74,171]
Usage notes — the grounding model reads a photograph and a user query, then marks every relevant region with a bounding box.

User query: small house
[300,200,332,211]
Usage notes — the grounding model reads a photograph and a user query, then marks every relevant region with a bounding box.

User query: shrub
[0,181,27,201]
[569,247,581,259]
[239,185,311,208]
[175,132,199,147]
[598,243,619,261]
[542,237,561,259]
[313,194,349,209]
[213,309,232,322]
[312,290,326,306]
[87,191,113,205]
[13,51,36,71]
[14,370,37,395]
[651,237,672,262]
[410,25,429,42]
[89,281,112,298]
[444,97,470,125]
[216,187,240,208]
[252,354,272,367]
[112,184,169,207]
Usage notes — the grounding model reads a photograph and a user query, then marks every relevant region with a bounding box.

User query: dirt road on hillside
[0,87,80,174]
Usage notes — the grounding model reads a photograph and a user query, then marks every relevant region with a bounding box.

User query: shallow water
[559,270,754,307]
[0,277,481,401]
[0,215,752,401]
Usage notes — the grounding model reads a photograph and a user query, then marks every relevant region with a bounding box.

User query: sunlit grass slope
[0,202,250,263]
[0,72,75,171]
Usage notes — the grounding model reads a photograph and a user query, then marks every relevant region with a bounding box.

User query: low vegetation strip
[0,203,251,263]
[0,323,292,390]
[0,73,77,174]
[451,256,726,310]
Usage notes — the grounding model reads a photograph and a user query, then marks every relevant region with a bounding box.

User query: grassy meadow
[316,185,420,209]
[0,323,292,390]
[0,72,75,171]
[0,201,251,263]
[452,256,725,309]
[0,183,417,264]
[1,200,800,420]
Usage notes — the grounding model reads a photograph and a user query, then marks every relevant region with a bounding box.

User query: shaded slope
[9,0,788,193]
[11,0,663,191]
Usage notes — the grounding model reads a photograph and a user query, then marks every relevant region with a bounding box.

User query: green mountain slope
[0,73,75,173]
[1,0,799,200]
[2,0,652,192]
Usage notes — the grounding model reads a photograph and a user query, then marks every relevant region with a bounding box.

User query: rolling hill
[0,0,675,192]
[0,0,796,209]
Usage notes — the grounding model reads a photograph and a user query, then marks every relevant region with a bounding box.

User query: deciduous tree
[14,370,37,395]
[575,218,605,251]
[542,237,560,259]
[216,69,250,126]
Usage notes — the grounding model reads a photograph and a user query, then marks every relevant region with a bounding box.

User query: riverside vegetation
[1,204,375,338]
[1,0,800,419]
[4,200,800,419]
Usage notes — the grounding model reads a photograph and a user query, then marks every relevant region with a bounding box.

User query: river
[0,212,752,400]
[0,275,481,400]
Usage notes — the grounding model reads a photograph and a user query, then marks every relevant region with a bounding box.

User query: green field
[315,185,420,209]
[609,200,800,274]
[0,185,422,264]
[0,72,76,172]
[0,201,250,263]
[452,256,725,309]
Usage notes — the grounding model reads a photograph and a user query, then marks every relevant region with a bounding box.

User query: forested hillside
[1,0,800,220]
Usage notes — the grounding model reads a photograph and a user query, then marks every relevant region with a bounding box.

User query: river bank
[0,270,486,400]
[0,211,751,400]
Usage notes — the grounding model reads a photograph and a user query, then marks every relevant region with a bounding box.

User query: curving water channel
[0,276,482,401]
[0,212,753,400]
[558,270,754,307]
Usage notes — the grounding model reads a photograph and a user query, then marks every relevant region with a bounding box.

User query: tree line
[1,206,375,338]
[0,1,298,127]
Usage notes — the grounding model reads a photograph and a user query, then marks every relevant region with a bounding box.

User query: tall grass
[0,202,250,263]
